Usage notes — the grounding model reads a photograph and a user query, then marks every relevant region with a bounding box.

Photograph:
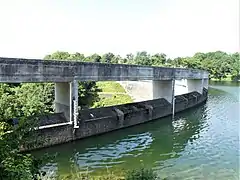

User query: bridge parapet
[0,57,208,83]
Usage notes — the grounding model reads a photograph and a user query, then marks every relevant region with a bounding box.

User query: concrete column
[203,78,209,89]
[186,79,203,94]
[55,81,79,124]
[55,82,71,120]
[152,80,173,103]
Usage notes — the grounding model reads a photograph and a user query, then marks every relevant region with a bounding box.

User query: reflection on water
[74,132,153,170]
[34,81,240,179]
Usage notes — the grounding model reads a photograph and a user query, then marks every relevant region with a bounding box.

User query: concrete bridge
[0,57,209,129]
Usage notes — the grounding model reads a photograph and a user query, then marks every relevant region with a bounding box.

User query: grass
[96,82,126,93]
[94,82,133,107]
[93,94,133,108]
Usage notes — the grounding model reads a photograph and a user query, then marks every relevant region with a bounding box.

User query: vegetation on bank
[96,82,126,93]
[56,168,158,180]
[93,82,133,108]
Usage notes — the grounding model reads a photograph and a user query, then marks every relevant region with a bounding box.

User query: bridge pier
[55,81,78,126]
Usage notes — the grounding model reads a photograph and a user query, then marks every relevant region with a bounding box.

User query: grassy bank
[96,82,126,93]
[93,82,133,107]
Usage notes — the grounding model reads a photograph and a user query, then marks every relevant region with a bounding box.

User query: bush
[0,116,50,180]
[125,168,157,180]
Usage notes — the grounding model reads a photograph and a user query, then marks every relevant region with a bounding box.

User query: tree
[230,52,240,81]
[134,51,151,65]
[15,83,54,116]
[0,84,50,180]
[125,53,134,64]
[44,51,70,60]
[151,53,167,66]
[89,53,102,63]
[101,52,116,63]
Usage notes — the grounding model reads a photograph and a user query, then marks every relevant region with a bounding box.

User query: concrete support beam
[186,79,203,94]
[55,81,79,125]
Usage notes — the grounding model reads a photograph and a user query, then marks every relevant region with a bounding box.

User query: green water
[34,81,240,179]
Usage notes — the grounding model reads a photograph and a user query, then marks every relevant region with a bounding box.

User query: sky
[0,0,239,59]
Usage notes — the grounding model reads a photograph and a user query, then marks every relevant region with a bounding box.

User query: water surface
[34,81,240,179]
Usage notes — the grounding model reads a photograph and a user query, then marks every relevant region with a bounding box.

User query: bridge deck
[0,57,208,83]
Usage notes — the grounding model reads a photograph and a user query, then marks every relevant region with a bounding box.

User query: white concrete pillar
[186,79,203,94]
[55,81,78,123]
[152,80,173,103]
[55,82,71,120]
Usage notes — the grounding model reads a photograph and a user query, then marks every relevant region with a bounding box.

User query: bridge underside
[54,79,208,127]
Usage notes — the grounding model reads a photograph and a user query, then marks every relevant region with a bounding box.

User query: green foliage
[0,83,54,122]
[44,51,85,61]
[134,51,151,66]
[125,168,157,180]
[78,81,101,108]
[93,81,132,107]
[93,94,133,108]
[15,83,55,116]
[96,82,126,93]
[0,116,48,180]
[56,166,157,180]
[58,171,122,180]
[0,83,54,180]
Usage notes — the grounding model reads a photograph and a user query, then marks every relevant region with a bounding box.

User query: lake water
[34,81,240,179]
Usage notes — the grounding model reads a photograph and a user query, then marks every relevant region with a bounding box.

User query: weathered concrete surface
[30,89,208,150]
[0,57,208,83]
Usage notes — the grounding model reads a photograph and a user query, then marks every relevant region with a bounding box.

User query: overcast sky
[0,0,239,59]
